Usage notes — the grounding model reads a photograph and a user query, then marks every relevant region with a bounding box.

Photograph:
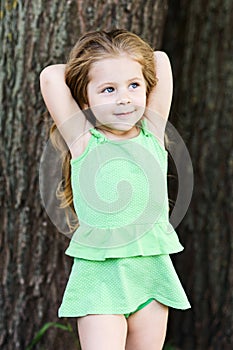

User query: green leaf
[163,341,177,350]
[25,322,73,350]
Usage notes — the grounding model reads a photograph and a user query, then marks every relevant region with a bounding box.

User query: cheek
[86,90,103,107]
[85,84,94,107]
[136,91,146,105]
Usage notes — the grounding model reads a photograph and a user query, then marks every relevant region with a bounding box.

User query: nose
[116,90,131,105]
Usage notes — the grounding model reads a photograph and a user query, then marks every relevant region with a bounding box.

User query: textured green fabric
[123,298,155,318]
[58,254,191,317]
[59,120,191,317]
[65,118,184,260]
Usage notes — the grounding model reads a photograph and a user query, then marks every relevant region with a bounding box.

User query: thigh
[125,299,169,350]
[77,314,128,350]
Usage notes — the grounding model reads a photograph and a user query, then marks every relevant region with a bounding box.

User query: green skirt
[58,254,191,317]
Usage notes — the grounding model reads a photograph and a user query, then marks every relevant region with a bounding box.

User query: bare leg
[125,300,169,350]
[77,314,128,350]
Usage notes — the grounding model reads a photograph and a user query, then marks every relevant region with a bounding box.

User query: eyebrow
[96,77,144,90]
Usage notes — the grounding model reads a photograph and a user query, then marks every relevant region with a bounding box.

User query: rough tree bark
[0,1,168,349]
[163,0,233,348]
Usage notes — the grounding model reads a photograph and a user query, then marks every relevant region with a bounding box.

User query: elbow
[39,66,53,86]
[154,51,171,65]
[39,64,65,86]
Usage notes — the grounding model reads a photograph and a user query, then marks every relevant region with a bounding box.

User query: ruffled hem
[58,294,191,317]
[65,221,184,260]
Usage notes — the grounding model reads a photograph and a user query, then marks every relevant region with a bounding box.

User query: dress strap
[89,119,151,141]
[89,127,107,143]
[140,118,151,137]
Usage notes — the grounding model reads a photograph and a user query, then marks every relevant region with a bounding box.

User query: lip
[114,111,135,117]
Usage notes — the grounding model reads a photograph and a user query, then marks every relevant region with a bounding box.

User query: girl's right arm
[40,64,80,125]
[40,64,91,149]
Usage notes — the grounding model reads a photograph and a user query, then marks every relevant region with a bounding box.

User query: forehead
[88,55,143,83]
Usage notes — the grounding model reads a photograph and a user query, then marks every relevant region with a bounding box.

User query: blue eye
[102,87,114,93]
[130,82,139,89]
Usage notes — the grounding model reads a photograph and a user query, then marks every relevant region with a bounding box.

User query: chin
[112,123,136,131]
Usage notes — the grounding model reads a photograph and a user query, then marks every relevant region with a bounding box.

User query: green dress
[58,118,191,317]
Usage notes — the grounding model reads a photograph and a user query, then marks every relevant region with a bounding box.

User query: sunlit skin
[84,54,147,139]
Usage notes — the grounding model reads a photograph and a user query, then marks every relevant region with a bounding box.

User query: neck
[96,124,140,139]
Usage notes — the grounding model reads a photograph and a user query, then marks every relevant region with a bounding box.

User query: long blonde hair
[50,29,158,231]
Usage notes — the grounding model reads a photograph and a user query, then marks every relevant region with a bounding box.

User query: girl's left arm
[144,51,173,144]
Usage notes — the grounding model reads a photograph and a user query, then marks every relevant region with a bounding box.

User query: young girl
[40,29,191,350]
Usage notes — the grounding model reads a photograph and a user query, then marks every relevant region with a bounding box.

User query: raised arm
[40,64,91,147]
[144,51,173,145]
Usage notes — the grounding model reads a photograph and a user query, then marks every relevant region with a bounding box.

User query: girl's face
[85,54,147,134]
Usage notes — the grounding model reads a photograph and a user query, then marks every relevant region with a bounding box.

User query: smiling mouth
[114,111,135,117]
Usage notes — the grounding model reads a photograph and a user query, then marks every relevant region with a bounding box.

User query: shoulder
[69,127,93,160]
[141,116,166,150]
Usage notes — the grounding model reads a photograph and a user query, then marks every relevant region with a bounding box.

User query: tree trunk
[0,1,167,349]
[163,0,233,348]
